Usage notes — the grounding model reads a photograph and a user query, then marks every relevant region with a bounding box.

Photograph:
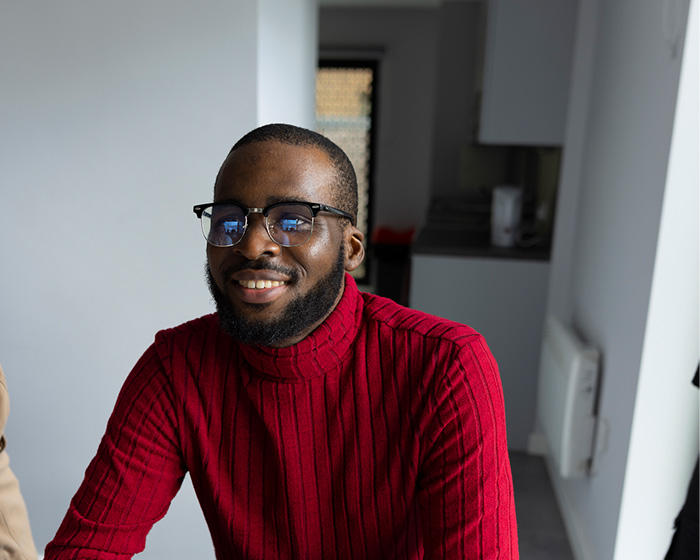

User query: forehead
[214,140,337,205]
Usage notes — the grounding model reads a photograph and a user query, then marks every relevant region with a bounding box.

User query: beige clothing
[0,366,37,560]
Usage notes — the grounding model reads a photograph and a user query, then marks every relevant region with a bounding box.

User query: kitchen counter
[413,227,551,260]
[412,194,551,261]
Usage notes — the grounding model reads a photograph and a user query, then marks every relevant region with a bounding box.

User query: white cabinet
[478,0,577,146]
[409,254,550,451]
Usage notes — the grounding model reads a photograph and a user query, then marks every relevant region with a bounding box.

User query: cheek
[303,228,344,266]
[290,243,339,281]
[206,248,224,279]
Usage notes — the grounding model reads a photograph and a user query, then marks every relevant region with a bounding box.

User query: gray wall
[430,1,484,195]
[0,1,316,557]
[544,0,697,558]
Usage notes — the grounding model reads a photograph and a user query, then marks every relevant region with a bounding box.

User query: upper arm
[418,337,518,559]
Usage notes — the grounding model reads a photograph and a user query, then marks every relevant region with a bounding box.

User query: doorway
[315,59,378,284]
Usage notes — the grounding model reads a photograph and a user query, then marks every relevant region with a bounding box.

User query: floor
[509,452,575,560]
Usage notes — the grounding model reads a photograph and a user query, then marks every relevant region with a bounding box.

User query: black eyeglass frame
[193,201,355,248]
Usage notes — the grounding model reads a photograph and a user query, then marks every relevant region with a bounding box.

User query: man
[45,124,518,559]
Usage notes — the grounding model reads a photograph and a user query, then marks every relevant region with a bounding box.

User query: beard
[206,247,346,347]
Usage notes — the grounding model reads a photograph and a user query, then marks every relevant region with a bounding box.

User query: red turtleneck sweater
[45,276,518,559]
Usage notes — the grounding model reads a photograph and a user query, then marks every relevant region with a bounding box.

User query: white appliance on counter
[491,185,523,247]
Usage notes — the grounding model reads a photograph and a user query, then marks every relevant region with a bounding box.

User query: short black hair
[226,123,358,223]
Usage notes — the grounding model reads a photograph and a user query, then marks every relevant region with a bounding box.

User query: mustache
[216,260,300,282]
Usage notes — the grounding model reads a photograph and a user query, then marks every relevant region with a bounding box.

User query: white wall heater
[536,316,601,479]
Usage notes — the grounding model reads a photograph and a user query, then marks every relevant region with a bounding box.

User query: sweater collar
[238,274,363,381]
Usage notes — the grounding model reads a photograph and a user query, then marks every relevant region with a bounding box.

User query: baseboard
[543,454,597,560]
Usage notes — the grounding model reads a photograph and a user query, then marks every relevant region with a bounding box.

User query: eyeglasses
[193,201,354,248]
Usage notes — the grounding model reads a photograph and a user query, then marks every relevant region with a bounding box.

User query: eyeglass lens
[202,204,314,247]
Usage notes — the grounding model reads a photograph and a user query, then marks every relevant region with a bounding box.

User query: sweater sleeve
[44,344,186,560]
[418,335,518,559]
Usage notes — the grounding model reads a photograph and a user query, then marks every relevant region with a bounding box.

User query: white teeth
[239,280,284,289]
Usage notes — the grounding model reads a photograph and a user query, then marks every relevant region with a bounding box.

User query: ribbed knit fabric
[45,275,518,559]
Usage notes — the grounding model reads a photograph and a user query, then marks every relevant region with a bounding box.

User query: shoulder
[114,314,227,404]
[156,313,219,340]
[148,313,225,371]
[359,292,500,394]
[360,291,482,346]
[152,313,221,351]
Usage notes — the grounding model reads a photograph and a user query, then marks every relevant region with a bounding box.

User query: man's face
[206,140,363,348]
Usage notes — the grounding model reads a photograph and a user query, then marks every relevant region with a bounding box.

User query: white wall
[542,0,696,559]
[0,1,316,557]
[259,0,318,127]
[614,0,699,555]
[319,7,439,231]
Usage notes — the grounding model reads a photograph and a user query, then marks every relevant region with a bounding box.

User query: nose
[232,213,281,260]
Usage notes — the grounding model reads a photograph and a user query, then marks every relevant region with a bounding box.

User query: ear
[343,225,365,272]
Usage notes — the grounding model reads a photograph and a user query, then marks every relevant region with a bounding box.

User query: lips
[231,280,288,304]
[228,267,294,304]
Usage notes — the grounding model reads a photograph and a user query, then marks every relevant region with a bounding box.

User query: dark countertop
[410,195,552,261]
[412,226,551,261]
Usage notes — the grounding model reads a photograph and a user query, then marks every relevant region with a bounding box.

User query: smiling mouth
[237,280,287,290]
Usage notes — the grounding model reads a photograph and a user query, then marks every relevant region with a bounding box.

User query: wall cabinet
[478,0,578,146]
[409,254,550,451]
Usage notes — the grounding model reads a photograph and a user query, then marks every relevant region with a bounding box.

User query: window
[316,60,377,283]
